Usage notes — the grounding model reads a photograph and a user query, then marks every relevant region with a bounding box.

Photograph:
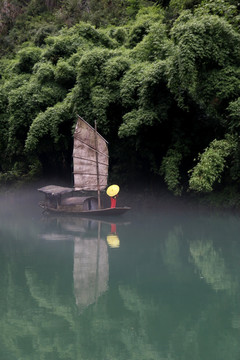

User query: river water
[0,188,240,360]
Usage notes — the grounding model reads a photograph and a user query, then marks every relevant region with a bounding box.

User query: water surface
[0,189,240,359]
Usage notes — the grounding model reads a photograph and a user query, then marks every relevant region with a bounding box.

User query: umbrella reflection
[107,223,120,248]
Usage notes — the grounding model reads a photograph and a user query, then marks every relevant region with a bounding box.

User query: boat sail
[38,115,130,216]
[73,115,109,192]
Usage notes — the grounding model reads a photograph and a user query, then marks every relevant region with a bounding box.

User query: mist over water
[0,186,240,359]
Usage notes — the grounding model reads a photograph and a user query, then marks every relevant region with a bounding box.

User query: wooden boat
[38,116,131,216]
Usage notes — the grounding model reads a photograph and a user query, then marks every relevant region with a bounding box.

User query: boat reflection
[39,215,128,312]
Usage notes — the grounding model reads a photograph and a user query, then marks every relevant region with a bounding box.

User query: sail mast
[94,120,101,209]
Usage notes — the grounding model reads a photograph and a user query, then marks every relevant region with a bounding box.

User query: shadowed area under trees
[1,0,240,206]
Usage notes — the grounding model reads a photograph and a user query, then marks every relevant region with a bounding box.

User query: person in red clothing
[110,195,118,208]
[107,185,120,208]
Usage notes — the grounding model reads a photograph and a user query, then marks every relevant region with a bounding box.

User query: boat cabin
[38,185,98,212]
[61,196,98,210]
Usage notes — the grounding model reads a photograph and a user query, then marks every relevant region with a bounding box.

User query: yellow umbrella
[106,184,120,197]
[107,234,120,248]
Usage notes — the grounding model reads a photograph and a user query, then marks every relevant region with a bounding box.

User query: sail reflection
[74,228,109,312]
[39,216,123,311]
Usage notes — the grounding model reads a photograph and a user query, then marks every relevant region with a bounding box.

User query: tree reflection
[0,210,240,359]
[161,226,183,274]
[190,239,238,293]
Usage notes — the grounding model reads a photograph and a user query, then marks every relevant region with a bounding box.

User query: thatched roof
[38,185,73,196]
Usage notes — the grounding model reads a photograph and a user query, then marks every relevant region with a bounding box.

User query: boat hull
[40,203,131,216]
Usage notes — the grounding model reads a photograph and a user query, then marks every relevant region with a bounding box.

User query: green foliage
[0,157,42,184]
[89,86,111,128]
[224,106,240,180]
[119,60,171,138]
[43,34,78,63]
[168,13,240,112]
[25,99,73,153]
[57,0,129,27]
[138,60,170,113]
[188,137,237,192]
[5,76,67,169]
[74,47,114,102]
[0,87,8,113]
[120,63,145,108]
[68,22,116,48]
[227,97,240,132]
[33,61,55,83]
[34,24,58,46]
[107,27,128,45]
[16,46,42,73]
[119,108,158,137]
[104,54,131,85]
[0,8,59,55]
[230,145,240,183]
[126,0,142,18]
[0,166,24,185]
[72,48,132,132]
[1,0,240,202]
[43,23,116,64]
[54,59,76,87]
[160,147,183,195]
[165,0,200,26]
[195,0,240,29]
[127,7,162,48]
[169,0,201,12]
[132,22,173,61]
[195,67,240,113]
[0,117,8,171]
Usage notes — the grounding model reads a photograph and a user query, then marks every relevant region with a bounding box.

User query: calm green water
[0,189,240,360]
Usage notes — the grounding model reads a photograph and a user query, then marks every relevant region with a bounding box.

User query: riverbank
[1,178,240,216]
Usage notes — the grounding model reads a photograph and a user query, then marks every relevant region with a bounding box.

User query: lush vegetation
[1,0,240,204]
